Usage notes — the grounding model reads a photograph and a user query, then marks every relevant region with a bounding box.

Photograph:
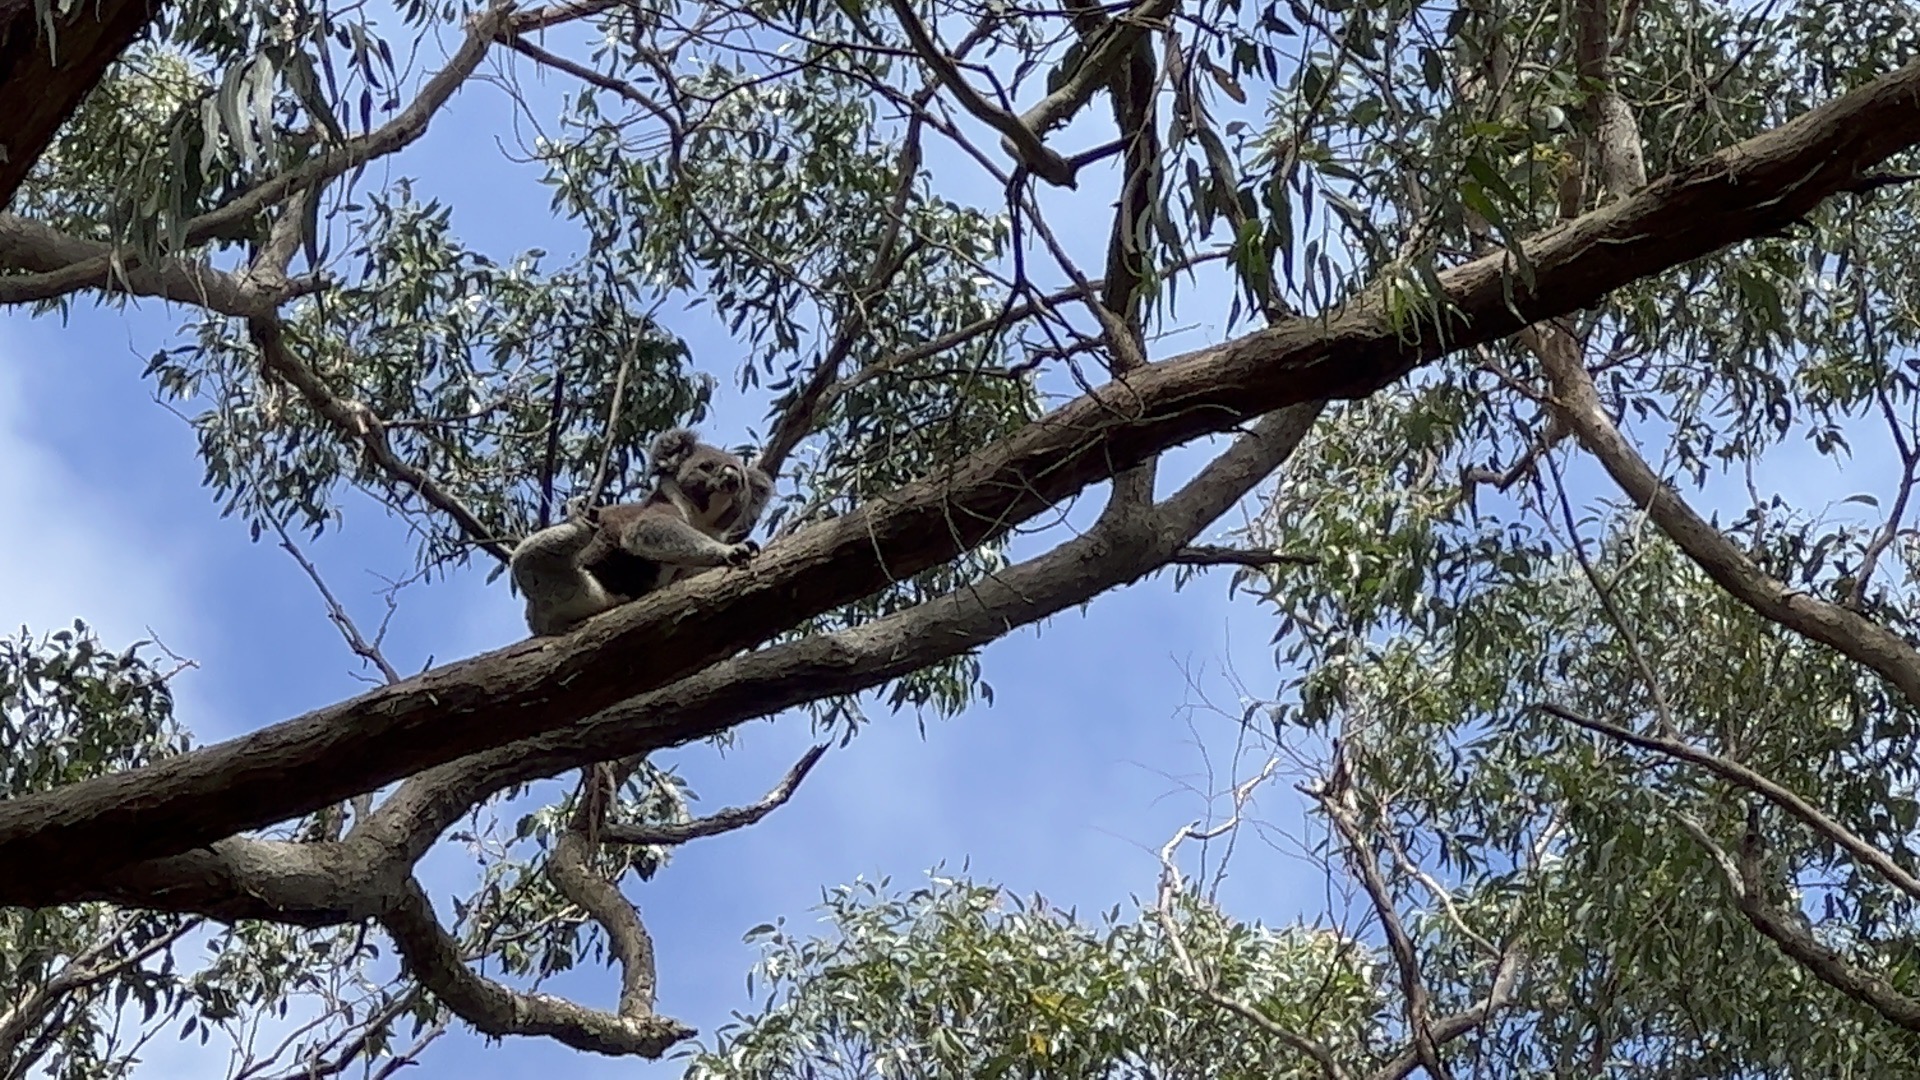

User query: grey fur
[509,430,773,636]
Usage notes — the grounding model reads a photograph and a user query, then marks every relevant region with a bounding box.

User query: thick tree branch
[1536,330,1920,709]
[0,214,316,312]
[1573,0,1648,198]
[545,770,659,1018]
[6,58,1920,894]
[28,404,1327,917]
[0,0,161,209]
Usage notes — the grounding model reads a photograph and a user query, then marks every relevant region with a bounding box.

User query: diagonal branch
[885,0,1077,186]
[1172,544,1316,569]
[249,317,512,562]
[1017,0,1179,142]
[33,403,1329,917]
[1677,814,1920,1032]
[1365,956,1520,1080]
[1537,702,1920,902]
[0,916,201,1063]
[1317,775,1449,1079]
[6,57,1920,893]
[1536,330,1920,709]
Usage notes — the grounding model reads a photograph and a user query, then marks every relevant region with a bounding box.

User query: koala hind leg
[512,517,619,636]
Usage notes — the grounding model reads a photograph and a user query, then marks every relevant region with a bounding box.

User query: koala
[510,428,774,636]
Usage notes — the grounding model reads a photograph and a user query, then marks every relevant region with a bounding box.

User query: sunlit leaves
[689,875,1382,1079]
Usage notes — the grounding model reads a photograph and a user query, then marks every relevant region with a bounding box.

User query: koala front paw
[725,539,761,567]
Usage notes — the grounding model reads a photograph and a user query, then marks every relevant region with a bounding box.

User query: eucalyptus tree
[3,0,1920,1072]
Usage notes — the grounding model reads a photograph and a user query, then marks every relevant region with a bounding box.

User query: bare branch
[509,0,624,34]
[602,744,827,846]
[1172,545,1317,569]
[1153,761,1348,1080]
[501,36,682,145]
[271,518,403,685]
[885,0,1077,187]
[1017,0,1178,142]
[545,769,660,1018]
[1315,773,1449,1079]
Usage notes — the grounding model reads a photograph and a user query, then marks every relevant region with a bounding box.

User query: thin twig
[600,745,827,846]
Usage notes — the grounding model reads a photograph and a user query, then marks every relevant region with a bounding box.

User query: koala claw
[726,540,761,567]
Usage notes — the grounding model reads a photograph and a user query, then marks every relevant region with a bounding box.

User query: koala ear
[649,427,700,476]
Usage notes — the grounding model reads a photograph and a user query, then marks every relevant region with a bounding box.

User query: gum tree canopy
[6,0,1920,1073]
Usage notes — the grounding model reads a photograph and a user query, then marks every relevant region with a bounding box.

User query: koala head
[649,427,760,527]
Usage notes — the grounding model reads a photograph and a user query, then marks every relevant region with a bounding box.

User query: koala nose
[720,464,743,489]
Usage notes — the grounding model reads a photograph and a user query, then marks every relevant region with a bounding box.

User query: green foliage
[689,876,1382,1079]
[0,622,186,798]
[150,185,711,567]
[0,625,193,1079]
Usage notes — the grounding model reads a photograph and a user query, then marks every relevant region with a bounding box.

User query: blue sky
[0,29,1339,1077]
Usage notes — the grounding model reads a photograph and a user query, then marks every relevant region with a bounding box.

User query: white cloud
[0,352,200,653]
